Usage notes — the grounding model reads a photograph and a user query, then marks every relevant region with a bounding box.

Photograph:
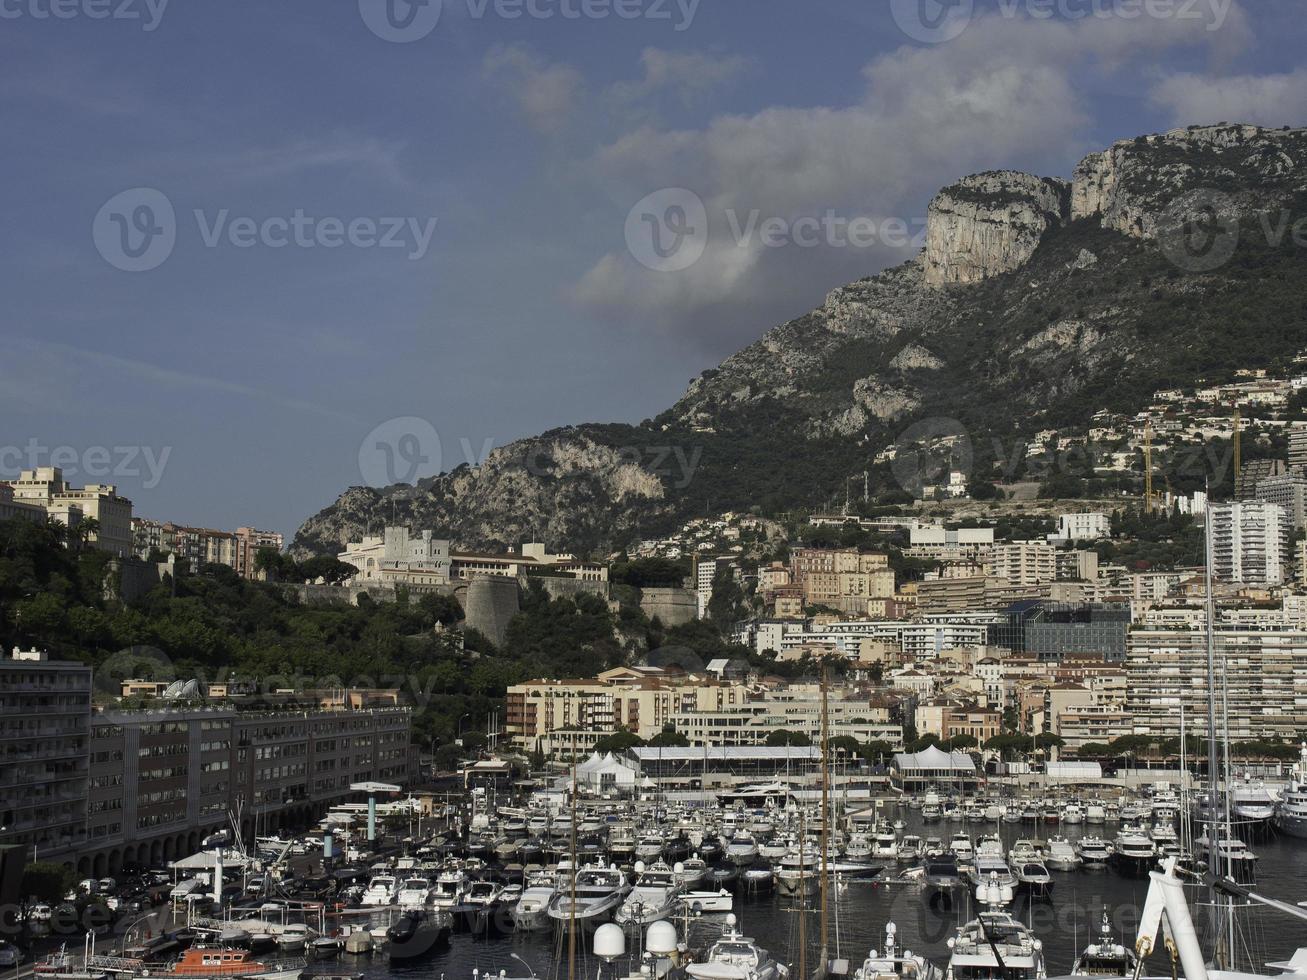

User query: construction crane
[1232,402,1242,494]
[1144,421,1155,514]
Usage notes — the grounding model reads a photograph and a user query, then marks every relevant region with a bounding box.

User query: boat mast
[798,805,808,980]
[569,750,578,980]
[1203,501,1224,958]
[818,666,830,975]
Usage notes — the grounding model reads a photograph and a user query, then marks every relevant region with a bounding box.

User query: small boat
[725,834,760,867]
[682,889,734,913]
[616,861,684,927]
[1111,827,1156,877]
[275,925,314,954]
[943,911,1045,980]
[923,853,966,910]
[360,875,399,907]
[1011,858,1054,897]
[511,872,556,932]
[675,858,709,890]
[152,947,304,980]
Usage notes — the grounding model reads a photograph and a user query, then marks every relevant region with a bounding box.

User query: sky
[2,0,1305,539]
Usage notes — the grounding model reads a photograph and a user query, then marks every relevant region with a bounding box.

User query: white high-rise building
[694,556,718,619]
[1208,501,1288,585]
[1055,512,1110,541]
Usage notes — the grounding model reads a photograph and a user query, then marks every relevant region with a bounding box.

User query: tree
[826,735,861,756]
[947,733,979,750]
[22,861,75,904]
[765,730,812,747]
[648,728,689,748]
[594,730,646,754]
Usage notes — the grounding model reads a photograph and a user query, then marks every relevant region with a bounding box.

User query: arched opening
[123,845,137,868]
[150,840,163,865]
[108,848,122,874]
[78,856,92,877]
[187,831,199,854]
[163,838,176,862]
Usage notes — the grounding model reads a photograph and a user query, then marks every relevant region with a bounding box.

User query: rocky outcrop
[293,124,1307,559]
[1072,124,1307,238]
[922,171,1070,286]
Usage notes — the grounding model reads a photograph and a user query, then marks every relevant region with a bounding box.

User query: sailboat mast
[1203,500,1223,949]
[818,667,830,969]
[569,751,578,980]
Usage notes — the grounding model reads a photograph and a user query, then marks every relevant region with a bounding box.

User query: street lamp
[456,713,471,746]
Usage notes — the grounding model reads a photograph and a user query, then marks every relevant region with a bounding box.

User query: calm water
[358,810,1307,980]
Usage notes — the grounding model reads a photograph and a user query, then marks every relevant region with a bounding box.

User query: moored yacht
[1277,744,1307,838]
[1076,836,1112,867]
[943,910,1046,980]
[615,861,683,927]
[685,914,789,980]
[853,922,942,980]
[1070,910,1138,976]
[361,875,399,907]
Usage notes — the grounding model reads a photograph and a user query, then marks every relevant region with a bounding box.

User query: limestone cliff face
[294,124,1307,558]
[922,171,1070,286]
[1072,124,1307,237]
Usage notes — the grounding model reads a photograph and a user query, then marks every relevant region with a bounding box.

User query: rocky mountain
[293,124,1307,558]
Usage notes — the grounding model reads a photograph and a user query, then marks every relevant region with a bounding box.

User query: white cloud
[567,8,1254,353]
[609,48,752,106]
[1151,68,1307,128]
[483,44,584,134]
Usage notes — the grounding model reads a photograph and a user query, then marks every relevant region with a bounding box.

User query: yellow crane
[1144,421,1154,514]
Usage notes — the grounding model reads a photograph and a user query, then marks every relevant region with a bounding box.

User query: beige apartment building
[1127,627,1307,741]
[3,467,133,556]
[789,548,894,615]
[987,542,1057,587]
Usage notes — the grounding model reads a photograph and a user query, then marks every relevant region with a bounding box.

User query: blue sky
[2,0,1305,538]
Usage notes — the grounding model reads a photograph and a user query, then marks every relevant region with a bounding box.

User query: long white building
[1208,501,1288,585]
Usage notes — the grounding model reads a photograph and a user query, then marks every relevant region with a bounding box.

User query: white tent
[574,751,638,791]
[171,848,251,870]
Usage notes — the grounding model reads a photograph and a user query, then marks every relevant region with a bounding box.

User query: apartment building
[1208,501,1289,585]
[1127,627,1307,741]
[906,526,995,561]
[2,468,133,557]
[1256,473,1307,531]
[1055,513,1110,542]
[1057,704,1130,753]
[0,484,44,524]
[0,650,93,863]
[988,542,1057,587]
[234,527,284,579]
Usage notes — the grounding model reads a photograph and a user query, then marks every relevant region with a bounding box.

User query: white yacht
[675,857,709,890]
[685,914,789,980]
[511,870,556,932]
[1076,836,1113,866]
[547,864,630,925]
[949,833,974,864]
[431,867,467,910]
[615,861,683,927]
[897,835,924,863]
[774,843,820,898]
[944,910,1046,980]
[1070,910,1138,976]
[361,874,400,907]
[634,833,667,863]
[1277,744,1307,838]
[1085,801,1106,825]
[726,834,760,867]
[872,827,899,860]
[396,876,434,910]
[1111,826,1156,876]
[1061,802,1085,825]
[853,922,942,980]
[1046,836,1080,872]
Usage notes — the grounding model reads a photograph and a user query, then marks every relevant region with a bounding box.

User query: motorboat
[1076,837,1113,867]
[148,947,304,980]
[871,827,899,860]
[675,857,710,890]
[726,834,760,867]
[275,925,314,954]
[966,852,1015,892]
[949,833,973,864]
[1085,801,1106,825]
[845,833,873,861]
[923,853,966,909]
[685,914,789,980]
[396,876,434,910]
[1195,832,1258,884]
[383,910,451,961]
[360,875,399,907]
[742,864,774,893]
[1046,836,1080,872]
[547,864,630,926]
[1070,910,1138,976]
[635,833,667,863]
[943,911,1046,980]
[774,843,819,899]
[1002,805,1022,824]
[1277,744,1307,838]
[853,922,943,980]
[431,867,466,910]
[1061,802,1085,825]
[511,872,556,932]
[683,889,734,913]
[897,835,924,863]
[1011,857,1053,897]
[1111,827,1156,876]
[615,861,684,927]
